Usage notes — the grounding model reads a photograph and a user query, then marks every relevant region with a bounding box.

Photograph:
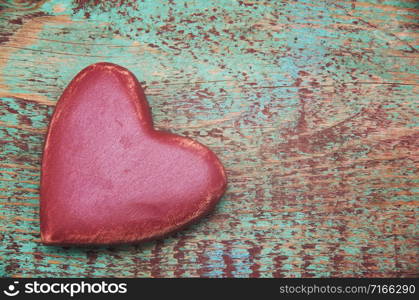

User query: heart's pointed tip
[40,229,57,246]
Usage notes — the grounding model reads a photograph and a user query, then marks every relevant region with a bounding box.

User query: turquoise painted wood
[0,0,417,277]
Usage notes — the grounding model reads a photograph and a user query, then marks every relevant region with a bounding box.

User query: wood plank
[0,0,417,277]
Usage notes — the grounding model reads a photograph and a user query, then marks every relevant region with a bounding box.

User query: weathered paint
[0,0,418,277]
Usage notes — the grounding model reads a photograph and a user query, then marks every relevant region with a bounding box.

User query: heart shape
[40,63,227,245]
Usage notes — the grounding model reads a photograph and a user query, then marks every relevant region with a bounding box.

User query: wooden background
[0,0,417,277]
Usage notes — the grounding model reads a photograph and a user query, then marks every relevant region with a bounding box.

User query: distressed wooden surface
[0,0,418,278]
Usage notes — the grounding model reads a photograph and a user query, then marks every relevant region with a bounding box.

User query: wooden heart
[40,63,227,245]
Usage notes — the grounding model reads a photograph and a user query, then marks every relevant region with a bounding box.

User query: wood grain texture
[0,0,418,277]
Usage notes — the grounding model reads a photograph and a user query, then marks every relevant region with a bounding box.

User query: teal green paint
[1,0,417,277]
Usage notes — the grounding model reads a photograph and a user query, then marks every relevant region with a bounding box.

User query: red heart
[40,63,227,245]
